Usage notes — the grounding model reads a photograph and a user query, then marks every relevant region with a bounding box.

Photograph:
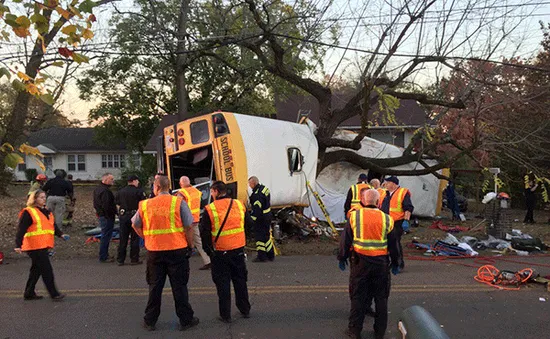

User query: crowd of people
[15,169,425,339]
[14,168,550,338]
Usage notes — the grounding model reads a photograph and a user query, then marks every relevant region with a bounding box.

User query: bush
[24,168,38,182]
[0,168,15,195]
[114,154,157,192]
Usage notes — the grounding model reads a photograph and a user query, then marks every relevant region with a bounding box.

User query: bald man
[177,176,210,270]
[338,188,400,339]
[370,179,387,209]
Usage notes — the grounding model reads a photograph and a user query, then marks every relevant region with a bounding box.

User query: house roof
[144,115,180,152]
[275,94,430,127]
[28,127,126,152]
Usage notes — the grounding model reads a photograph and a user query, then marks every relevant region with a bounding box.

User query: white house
[15,127,136,181]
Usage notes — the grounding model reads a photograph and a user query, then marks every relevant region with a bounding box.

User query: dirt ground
[1,184,549,260]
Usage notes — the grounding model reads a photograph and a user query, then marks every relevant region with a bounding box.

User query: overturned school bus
[158,111,318,208]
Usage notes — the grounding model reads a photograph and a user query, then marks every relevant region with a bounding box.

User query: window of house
[17,155,26,172]
[44,156,53,170]
[101,154,126,168]
[287,147,303,174]
[68,154,86,172]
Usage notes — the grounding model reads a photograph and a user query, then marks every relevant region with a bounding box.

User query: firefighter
[337,188,400,339]
[115,175,146,266]
[248,176,274,262]
[380,176,413,270]
[28,174,47,197]
[131,175,199,332]
[344,173,372,218]
[200,181,252,323]
[177,176,211,270]
[370,178,387,208]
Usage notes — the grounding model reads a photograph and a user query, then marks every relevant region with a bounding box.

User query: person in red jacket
[14,190,70,301]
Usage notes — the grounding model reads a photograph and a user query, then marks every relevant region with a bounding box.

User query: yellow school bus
[159,111,318,208]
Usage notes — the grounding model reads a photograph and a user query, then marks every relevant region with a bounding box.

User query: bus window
[287,147,303,174]
[190,120,210,144]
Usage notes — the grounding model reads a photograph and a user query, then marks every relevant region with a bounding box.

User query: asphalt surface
[1,253,549,339]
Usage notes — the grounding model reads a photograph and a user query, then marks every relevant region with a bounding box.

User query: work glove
[338,259,348,271]
[391,266,400,276]
[402,220,410,232]
[61,234,70,241]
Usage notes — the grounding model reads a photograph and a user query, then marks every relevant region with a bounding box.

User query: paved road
[1,254,549,339]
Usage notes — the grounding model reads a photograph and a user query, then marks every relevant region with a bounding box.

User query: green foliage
[24,168,37,182]
[0,168,14,195]
[78,0,321,150]
[114,154,157,191]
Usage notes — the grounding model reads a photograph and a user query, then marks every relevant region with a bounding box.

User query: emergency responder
[43,169,73,230]
[148,172,165,198]
[337,188,400,339]
[28,174,47,197]
[63,174,76,228]
[381,176,413,270]
[200,181,252,323]
[14,190,70,301]
[344,173,371,217]
[248,176,274,262]
[370,179,387,208]
[177,175,211,270]
[115,175,146,266]
[131,175,199,331]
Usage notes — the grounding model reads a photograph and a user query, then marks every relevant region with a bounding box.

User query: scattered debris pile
[274,208,338,240]
[410,231,549,257]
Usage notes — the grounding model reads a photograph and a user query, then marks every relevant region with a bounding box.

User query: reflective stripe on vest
[377,188,387,208]
[351,183,371,203]
[139,195,187,251]
[179,186,202,222]
[142,196,183,235]
[206,199,246,251]
[21,207,55,251]
[253,191,271,214]
[350,208,393,256]
[389,187,408,220]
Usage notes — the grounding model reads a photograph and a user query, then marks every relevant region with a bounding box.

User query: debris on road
[474,265,534,290]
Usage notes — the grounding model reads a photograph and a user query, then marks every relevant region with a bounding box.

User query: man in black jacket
[43,169,73,230]
[115,175,146,265]
[93,173,117,263]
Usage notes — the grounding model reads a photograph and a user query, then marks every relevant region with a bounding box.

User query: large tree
[78,0,313,150]
[199,0,546,177]
[0,0,111,170]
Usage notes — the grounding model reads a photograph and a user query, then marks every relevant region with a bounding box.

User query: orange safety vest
[138,195,188,251]
[178,186,202,223]
[349,207,394,256]
[20,207,55,251]
[389,187,410,221]
[205,198,246,251]
[350,183,372,210]
[377,188,387,208]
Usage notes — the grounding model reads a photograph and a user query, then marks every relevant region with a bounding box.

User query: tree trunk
[175,0,191,120]
[1,51,44,150]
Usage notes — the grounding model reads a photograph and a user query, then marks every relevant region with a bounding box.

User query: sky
[55,0,550,125]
